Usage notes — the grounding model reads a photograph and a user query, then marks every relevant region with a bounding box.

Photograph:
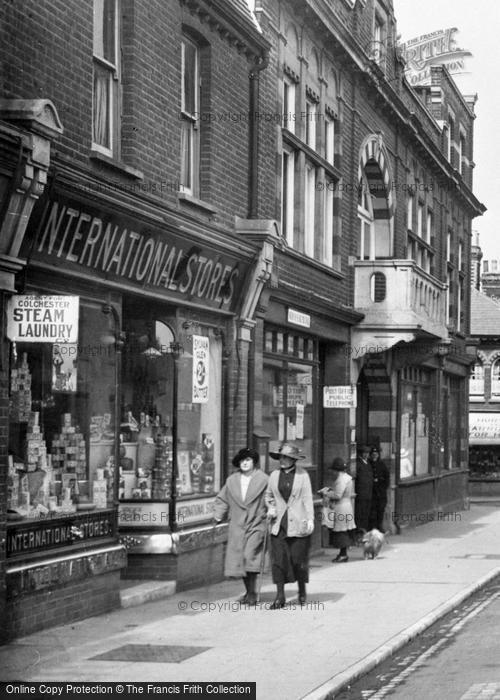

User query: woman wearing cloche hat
[265,442,314,608]
[213,447,268,605]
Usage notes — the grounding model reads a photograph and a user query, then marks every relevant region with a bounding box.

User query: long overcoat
[213,469,269,577]
[322,471,356,533]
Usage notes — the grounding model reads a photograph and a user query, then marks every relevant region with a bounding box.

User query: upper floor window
[304,162,316,257]
[305,99,317,150]
[283,78,296,134]
[358,178,374,260]
[469,363,484,399]
[447,116,455,163]
[324,114,335,164]
[93,0,119,156]
[407,193,414,231]
[459,131,466,175]
[282,147,296,246]
[492,361,500,398]
[373,13,386,68]
[180,36,200,195]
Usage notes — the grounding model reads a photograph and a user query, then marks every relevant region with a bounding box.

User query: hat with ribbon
[269,443,305,461]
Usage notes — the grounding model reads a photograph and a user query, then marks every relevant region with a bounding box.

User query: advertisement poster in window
[52,344,78,393]
[192,335,209,403]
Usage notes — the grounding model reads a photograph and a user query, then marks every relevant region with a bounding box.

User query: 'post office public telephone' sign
[7,295,79,343]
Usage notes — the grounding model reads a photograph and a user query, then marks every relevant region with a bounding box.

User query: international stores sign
[7,295,79,343]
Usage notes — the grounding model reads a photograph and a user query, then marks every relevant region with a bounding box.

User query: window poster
[52,344,78,393]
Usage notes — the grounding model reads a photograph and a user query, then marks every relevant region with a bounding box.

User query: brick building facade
[0,0,486,640]
[254,0,485,529]
[0,0,274,640]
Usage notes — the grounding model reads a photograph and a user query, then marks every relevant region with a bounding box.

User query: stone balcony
[353,260,448,350]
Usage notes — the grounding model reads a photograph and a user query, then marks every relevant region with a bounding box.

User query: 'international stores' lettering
[37,201,240,307]
[7,516,113,556]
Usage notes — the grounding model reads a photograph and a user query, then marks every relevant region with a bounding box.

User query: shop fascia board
[48,161,259,262]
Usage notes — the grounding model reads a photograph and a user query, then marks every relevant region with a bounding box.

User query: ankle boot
[239,576,249,603]
[270,583,285,609]
[297,578,307,605]
[246,572,258,605]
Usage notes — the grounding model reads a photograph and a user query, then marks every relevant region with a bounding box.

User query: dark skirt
[329,529,355,549]
[270,524,310,584]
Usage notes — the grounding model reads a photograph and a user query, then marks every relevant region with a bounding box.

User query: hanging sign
[6,295,79,343]
[323,385,357,408]
[192,335,209,403]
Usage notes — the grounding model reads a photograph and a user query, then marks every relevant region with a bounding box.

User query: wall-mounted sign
[399,28,472,86]
[323,385,357,408]
[469,413,500,444]
[288,308,311,328]
[192,335,209,403]
[6,295,79,343]
[27,194,249,313]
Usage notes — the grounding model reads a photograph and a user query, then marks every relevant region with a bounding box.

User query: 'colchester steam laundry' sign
[7,295,79,343]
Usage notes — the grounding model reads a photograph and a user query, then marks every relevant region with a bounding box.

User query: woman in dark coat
[213,447,268,605]
[265,443,314,608]
[354,445,373,538]
[369,446,390,532]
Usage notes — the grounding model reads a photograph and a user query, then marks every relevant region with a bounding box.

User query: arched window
[357,136,393,261]
[491,361,500,398]
[358,172,374,260]
[469,362,484,399]
[370,272,386,302]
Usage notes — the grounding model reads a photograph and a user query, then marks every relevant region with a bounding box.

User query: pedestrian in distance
[368,446,390,533]
[354,445,373,541]
[265,443,314,608]
[213,447,269,605]
[319,457,356,563]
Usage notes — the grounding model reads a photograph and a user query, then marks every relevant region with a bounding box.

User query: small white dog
[362,529,385,559]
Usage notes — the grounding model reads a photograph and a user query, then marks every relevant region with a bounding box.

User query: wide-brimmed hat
[232,447,261,468]
[269,443,305,461]
[358,445,371,454]
[329,457,348,471]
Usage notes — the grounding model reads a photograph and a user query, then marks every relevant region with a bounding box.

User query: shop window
[262,328,318,477]
[8,297,117,533]
[121,306,222,504]
[445,375,462,469]
[93,0,120,156]
[399,369,433,479]
[491,361,500,399]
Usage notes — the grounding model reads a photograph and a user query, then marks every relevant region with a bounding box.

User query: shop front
[8,175,262,600]
[253,293,360,552]
[468,412,500,498]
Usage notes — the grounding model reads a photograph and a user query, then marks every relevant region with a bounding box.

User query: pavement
[2,501,500,699]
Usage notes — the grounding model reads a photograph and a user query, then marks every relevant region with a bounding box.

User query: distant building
[482,259,500,299]
[470,232,482,291]
[468,290,500,488]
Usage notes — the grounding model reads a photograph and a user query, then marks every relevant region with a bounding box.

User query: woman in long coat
[213,447,268,605]
[320,457,356,563]
[265,443,314,608]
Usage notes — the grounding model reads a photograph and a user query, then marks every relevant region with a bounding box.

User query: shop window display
[7,300,117,522]
[121,308,222,506]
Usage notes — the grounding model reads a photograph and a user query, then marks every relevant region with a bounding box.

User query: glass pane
[8,300,116,521]
[176,332,222,496]
[94,0,115,64]
[400,387,415,478]
[182,39,197,115]
[93,63,111,148]
[180,120,192,190]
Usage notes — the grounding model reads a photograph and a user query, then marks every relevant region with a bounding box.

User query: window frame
[180,35,201,196]
[92,0,120,157]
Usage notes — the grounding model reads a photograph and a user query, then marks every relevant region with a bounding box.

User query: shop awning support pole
[169,343,182,534]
